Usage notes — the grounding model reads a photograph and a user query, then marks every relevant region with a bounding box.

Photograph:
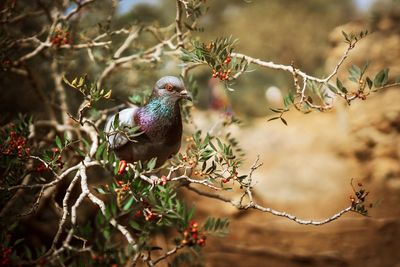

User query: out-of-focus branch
[231,39,357,84]
[61,0,96,21]
[175,0,184,49]
[230,39,361,111]
[25,66,58,121]
[96,29,181,88]
[186,157,355,226]
[0,10,44,24]
[113,27,142,59]
[51,58,71,129]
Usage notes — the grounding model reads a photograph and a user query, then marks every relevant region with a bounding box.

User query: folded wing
[104,107,138,149]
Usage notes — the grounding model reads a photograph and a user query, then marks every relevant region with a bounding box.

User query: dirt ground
[185,88,400,267]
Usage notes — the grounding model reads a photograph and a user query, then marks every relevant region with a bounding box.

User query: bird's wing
[104,107,138,149]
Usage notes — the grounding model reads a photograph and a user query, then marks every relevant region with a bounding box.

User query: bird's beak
[180,89,192,101]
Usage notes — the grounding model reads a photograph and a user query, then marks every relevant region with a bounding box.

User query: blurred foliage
[193,0,357,116]
[0,0,356,117]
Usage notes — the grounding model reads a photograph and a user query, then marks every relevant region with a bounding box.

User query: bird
[104,76,192,168]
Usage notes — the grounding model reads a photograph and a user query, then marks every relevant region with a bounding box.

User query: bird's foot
[139,174,160,190]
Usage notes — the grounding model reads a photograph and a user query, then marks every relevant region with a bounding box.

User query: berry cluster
[130,202,159,222]
[116,180,130,191]
[143,207,158,221]
[35,162,48,173]
[211,56,232,81]
[51,28,71,47]
[350,181,370,215]
[212,69,231,81]
[1,246,12,266]
[1,58,12,70]
[90,254,117,267]
[181,220,206,247]
[0,131,30,159]
[51,148,64,169]
[222,170,238,184]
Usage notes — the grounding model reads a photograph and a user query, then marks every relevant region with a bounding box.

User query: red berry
[160,175,167,186]
[118,160,127,175]
[197,238,206,246]
[190,220,198,228]
[133,210,142,219]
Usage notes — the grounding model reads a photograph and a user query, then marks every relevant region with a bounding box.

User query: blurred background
[2,0,400,266]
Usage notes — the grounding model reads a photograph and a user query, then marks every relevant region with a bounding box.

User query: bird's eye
[165,84,174,91]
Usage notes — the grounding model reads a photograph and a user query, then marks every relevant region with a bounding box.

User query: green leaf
[267,117,280,121]
[113,113,120,130]
[123,196,135,211]
[147,157,157,170]
[217,138,223,150]
[361,61,370,75]
[95,187,106,194]
[349,76,359,83]
[336,78,343,89]
[336,78,347,93]
[103,229,110,239]
[55,136,62,149]
[366,77,373,89]
[209,141,217,151]
[95,142,106,160]
[349,64,361,79]
[374,68,389,87]
[203,217,230,237]
[327,83,338,94]
[269,107,283,113]
[341,30,350,42]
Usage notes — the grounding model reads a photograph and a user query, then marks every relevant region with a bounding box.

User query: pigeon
[104,76,192,167]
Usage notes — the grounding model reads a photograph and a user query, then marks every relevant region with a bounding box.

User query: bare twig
[175,0,185,49]
[50,172,81,253]
[187,156,355,226]
[149,244,185,266]
[61,0,96,21]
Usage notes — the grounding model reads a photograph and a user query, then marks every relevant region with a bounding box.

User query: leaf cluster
[63,75,112,102]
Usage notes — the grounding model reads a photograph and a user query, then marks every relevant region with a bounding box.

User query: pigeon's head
[152,76,192,101]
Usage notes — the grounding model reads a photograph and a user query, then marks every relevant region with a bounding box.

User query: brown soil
[186,88,400,267]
